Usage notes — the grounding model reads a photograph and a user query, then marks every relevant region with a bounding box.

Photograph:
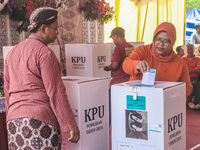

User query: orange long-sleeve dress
[123,45,193,98]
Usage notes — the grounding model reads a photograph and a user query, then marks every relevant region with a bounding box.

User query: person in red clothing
[4,7,80,149]
[104,27,134,150]
[123,22,192,99]
[104,27,134,85]
[182,43,200,109]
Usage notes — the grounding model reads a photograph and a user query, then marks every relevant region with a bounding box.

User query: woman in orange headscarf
[123,22,192,98]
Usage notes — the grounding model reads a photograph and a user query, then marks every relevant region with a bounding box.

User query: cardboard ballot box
[111,80,186,150]
[62,76,109,150]
[65,44,111,78]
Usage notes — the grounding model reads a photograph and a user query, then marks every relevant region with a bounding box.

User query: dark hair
[23,20,52,33]
[30,22,51,33]
[176,46,183,53]
[186,43,195,49]
[110,27,125,38]
[23,7,58,33]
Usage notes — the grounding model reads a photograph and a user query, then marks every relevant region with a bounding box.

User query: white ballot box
[62,76,110,150]
[65,44,111,78]
[3,45,60,63]
[111,80,186,150]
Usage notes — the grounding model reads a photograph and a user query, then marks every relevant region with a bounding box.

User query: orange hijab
[148,22,177,62]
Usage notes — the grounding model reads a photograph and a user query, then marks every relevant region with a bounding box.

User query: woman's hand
[68,127,80,143]
[136,61,150,73]
[104,66,109,71]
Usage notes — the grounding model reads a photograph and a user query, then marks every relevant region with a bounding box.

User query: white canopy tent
[185,8,200,43]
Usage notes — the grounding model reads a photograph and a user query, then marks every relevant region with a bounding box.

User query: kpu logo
[85,105,105,122]
[168,113,183,133]
[72,56,86,63]
[97,56,106,63]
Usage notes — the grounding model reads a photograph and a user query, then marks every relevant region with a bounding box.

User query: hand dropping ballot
[141,69,156,85]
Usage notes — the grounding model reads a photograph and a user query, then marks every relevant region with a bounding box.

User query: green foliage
[186,0,200,11]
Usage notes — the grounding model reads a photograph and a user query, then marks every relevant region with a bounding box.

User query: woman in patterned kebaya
[4,7,80,149]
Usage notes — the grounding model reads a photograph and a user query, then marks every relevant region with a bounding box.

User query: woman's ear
[40,24,47,34]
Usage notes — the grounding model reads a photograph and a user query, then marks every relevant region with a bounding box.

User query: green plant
[186,0,200,11]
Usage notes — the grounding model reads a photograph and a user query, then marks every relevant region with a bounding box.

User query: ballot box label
[126,95,146,110]
[149,123,162,134]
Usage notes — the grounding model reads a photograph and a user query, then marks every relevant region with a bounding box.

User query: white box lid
[62,76,108,83]
[113,80,184,89]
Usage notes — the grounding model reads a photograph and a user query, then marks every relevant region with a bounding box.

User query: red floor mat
[186,109,200,150]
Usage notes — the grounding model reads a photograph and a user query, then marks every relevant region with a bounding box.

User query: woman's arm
[40,50,77,132]
[123,46,149,75]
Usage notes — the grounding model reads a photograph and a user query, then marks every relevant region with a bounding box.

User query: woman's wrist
[104,66,109,71]
[106,66,109,71]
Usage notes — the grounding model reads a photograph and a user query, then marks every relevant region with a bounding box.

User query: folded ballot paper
[141,69,156,86]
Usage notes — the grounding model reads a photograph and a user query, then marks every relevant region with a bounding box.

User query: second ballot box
[61,76,110,150]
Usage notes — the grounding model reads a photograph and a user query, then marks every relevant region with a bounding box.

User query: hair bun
[22,18,30,31]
